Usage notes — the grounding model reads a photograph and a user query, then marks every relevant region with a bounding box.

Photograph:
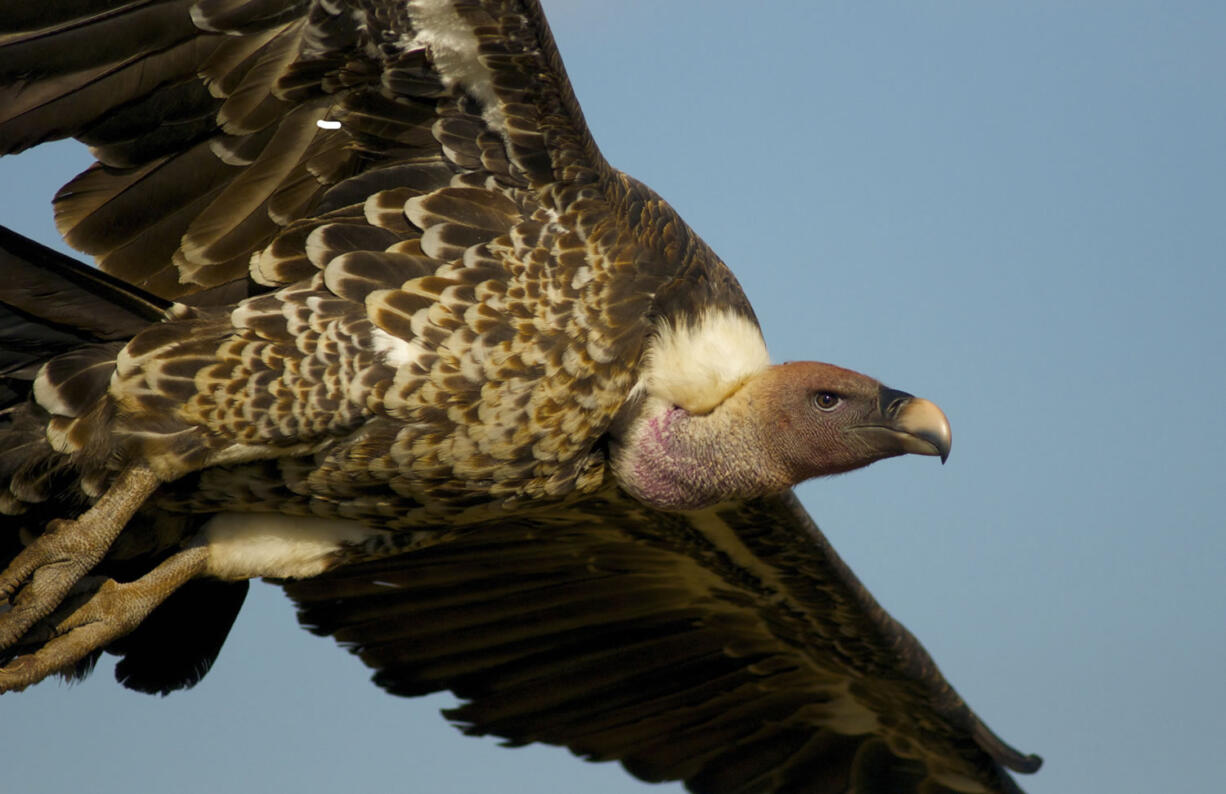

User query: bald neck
[610,361,952,512]
[612,383,790,511]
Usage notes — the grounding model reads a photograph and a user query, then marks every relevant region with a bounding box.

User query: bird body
[0,2,1038,792]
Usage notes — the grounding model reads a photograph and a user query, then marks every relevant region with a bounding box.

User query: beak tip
[891,394,952,463]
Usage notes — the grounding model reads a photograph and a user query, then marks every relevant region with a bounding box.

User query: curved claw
[0,520,105,648]
[0,547,207,693]
[0,466,161,655]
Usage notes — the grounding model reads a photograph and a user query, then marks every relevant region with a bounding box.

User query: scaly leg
[0,465,161,650]
[0,546,208,692]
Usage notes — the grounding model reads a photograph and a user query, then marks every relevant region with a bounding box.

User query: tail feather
[110,577,250,695]
[0,223,168,380]
[0,225,164,509]
[1,224,245,693]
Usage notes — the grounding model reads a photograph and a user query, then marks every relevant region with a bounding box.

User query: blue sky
[2,2,1224,792]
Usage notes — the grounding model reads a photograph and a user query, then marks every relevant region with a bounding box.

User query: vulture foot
[0,547,207,692]
[0,466,161,654]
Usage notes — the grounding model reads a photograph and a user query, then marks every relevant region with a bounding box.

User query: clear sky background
[1,2,1223,792]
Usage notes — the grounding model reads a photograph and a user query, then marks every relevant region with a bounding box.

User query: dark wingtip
[1013,753,1044,774]
[973,721,1043,774]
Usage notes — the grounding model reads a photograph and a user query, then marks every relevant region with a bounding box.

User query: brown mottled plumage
[0,2,1039,793]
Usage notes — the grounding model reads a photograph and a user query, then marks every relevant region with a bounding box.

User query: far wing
[1,1,703,500]
[286,490,1040,794]
[0,0,609,299]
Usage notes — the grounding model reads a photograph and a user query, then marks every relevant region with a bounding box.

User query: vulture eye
[813,391,841,411]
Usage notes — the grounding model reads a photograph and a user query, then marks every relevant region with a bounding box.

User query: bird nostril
[877,386,915,417]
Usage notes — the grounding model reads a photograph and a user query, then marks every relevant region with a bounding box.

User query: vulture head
[611,312,951,510]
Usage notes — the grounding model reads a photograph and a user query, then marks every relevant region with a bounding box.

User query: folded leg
[0,466,161,650]
[0,546,209,692]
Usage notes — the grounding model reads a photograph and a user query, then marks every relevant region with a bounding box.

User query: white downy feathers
[404,0,508,134]
[642,309,769,414]
[202,513,385,580]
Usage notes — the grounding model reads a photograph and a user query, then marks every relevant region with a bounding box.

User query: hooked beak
[851,386,952,463]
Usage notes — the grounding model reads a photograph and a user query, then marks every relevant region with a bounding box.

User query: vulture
[0,2,1041,792]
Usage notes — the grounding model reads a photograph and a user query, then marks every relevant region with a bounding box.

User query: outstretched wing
[1,0,734,511]
[287,490,1040,794]
[0,0,615,299]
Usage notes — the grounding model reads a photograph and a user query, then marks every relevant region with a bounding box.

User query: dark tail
[0,223,169,387]
[0,226,245,694]
[0,224,167,510]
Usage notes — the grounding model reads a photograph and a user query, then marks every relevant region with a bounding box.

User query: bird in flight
[0,2,1039,792]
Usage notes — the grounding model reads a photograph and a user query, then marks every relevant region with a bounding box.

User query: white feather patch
[644,309,769,414]
[202,512,385,580]
[371,326,427,369]
[404,0,507,134]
